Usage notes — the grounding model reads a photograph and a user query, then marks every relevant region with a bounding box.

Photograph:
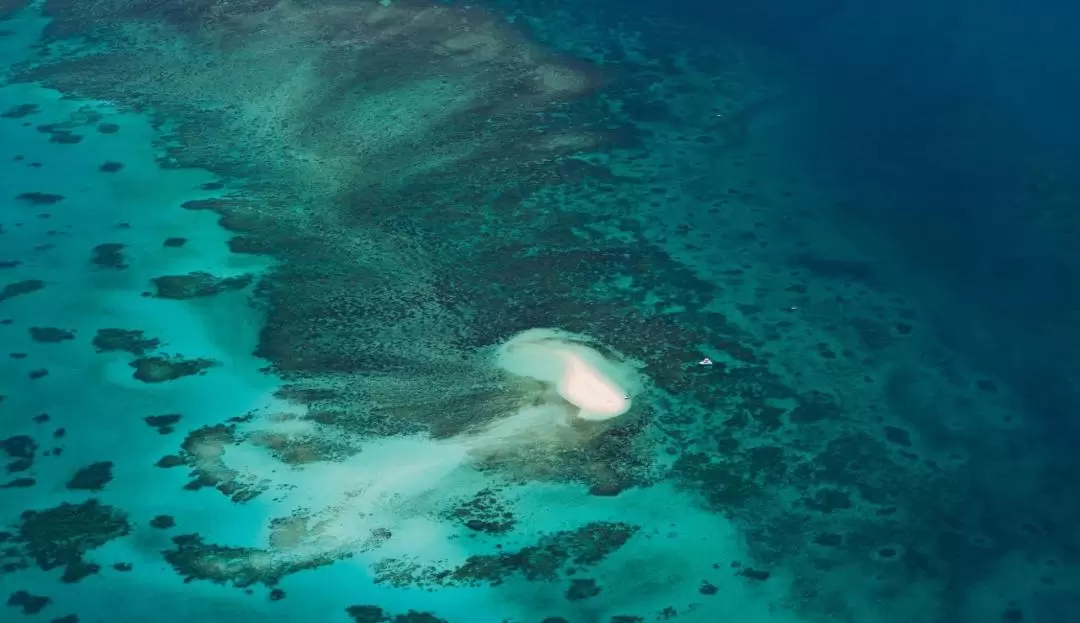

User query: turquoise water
[2,1,1079,622]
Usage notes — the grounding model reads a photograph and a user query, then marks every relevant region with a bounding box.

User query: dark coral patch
[151,272,253,299]
[14,192,63,205]
[565,578,601,601]
[374,522,638,588]
[345,606,447,623]
[0,103,39,118]
[346,606,387,623]
[149,515,176,530]
[98,161,124,172]
[154,454,185,468]
[6,590,52,615]
[48,131,83,144]
[180,198,240,211]
[2,434,36,460]
[144,413,182,434]
[90,243,127,269]
[0,278,45,302]
[29,327,76,343]
[737,567,771,581]
[130,355,215,383]
[92,328,160,355]
[788,391,841,424]
[61,560,99,583]
[163,533,340,587]
[14,500,129,582]
[671,452,759,509]
[2,434,37,473]
[882,425,912,447]
[226,235,271,254]
[65,461,114,491]
[450,488,516,535]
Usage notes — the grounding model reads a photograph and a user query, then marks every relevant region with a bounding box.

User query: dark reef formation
[14,192,63,205]
[6,589,52,615]
[163,532,350,587]
[28,327,76,343]
[374,522,638,588]
[65,462,114,491]
[151,272,253,299]
[157,421,264,503]
[2,434,37,473]
[92,328,161,355]
[129,355,216,383]
[346,605,448,623]
[144,413,182,435]
[0,279,45,302]
[450,487,517,535]
[90,243,127,269]
[1,500,130,583]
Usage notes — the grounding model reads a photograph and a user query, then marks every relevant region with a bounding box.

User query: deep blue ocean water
[2,1,1078,622]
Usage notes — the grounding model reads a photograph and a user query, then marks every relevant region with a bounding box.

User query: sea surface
[2,1,1079,622]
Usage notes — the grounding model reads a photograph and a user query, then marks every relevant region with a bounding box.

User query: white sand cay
[557,349,631,419]
[495,327,641,421]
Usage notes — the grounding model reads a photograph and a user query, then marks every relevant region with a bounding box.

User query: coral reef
[143,413,182,435]
[14,192,63,205]
[149,515,175,530]
[2,434,37,473]
[28,327,76,343]
[5,500,129,583]
[374,521,638,588]
[345,606,448,623]
[163,532,350,587]
[0,279,45,302]
[89,243,127,269]
[91,328,160,355]
[6,590,52,615]
[167,422,264,502]
[65,462,114,491]
[150,272,253,300]
[449,488,516,535]
[129,355,216,383]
